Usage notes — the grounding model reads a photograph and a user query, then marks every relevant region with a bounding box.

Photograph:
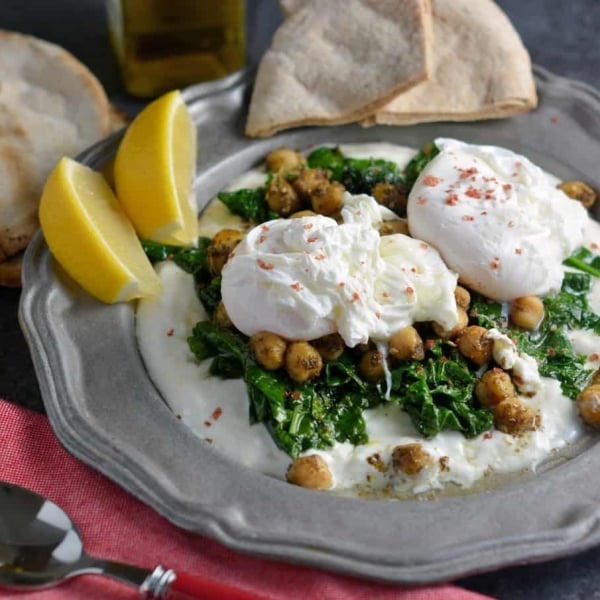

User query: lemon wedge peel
[39,157,161,304]
[114,90,198,245]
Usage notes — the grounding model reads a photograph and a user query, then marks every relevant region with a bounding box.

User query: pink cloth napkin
[0,400,494,600]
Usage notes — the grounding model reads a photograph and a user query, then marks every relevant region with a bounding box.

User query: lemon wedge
[39,157,161,303]
[114,90,198,245]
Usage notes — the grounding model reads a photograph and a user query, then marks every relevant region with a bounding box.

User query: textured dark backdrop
[0,1,599,598]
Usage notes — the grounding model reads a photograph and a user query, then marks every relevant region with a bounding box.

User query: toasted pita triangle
[245,0,432,137]
[363,0,536,126]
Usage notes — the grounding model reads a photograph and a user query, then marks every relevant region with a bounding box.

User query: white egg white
[221,193,458,347]
[407,138,589,301]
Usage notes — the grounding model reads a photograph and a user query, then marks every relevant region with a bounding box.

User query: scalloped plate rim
[18,66,600,584]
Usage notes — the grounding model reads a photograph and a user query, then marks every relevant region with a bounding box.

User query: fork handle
[141,564,267,599]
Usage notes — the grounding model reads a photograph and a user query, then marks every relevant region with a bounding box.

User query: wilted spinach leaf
[196,275,222,316]
[563,247,600,278]
[390,340,493,438]
[217,188,277,224]
[404,142,439,190]
[307,146,404,194]
[142,237,211,275]
[469,273,595,399]
[188,322,378,457]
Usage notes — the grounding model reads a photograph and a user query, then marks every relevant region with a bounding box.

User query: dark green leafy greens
[468,294,507,331]
[469,270,598,400]
[142,237,211,275]
[307,146,405,194]
[217,187,277,223]
[188,322,376,457]
[544,271,600,334]
[404,142,439,190]
[187,323,496,456]
[563,246,600,278]
[390,340,493,438]
[196,276,222,316]
[142,237,222,316]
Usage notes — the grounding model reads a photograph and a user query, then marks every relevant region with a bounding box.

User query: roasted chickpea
[213,301,233,328]
[310,181,346,216]
[286,454,333,490]
[432,308,469,339]
[358,349,386,382]
[311,333,344,361]
[378,219,410,236]
[207,229,244,274]
[353,341,374,355]
[389,326,424,361]
[285,341,323,383]
[291,168,330,201]
[265,147,305,173]
[454,286,471,310]
[392,443,433,475]
[250,331,287,371]
[558,180,597,210]
[457,325,493,367]
[266,174,303,216]
[475,368,516,408]
[494,399,539,436]
[290,209,318,219]
[371,182,408,216]
[577,384,600,427]
[510,296,544,330]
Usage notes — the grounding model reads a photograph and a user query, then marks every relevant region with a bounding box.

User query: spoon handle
[142,564,267,599]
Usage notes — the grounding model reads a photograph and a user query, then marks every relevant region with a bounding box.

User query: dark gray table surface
[1,1,599,598]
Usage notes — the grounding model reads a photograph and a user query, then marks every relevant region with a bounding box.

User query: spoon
[0,481,266,599]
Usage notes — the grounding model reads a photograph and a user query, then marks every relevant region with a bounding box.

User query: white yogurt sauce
[136,142,600,497]
[136,262,290,477]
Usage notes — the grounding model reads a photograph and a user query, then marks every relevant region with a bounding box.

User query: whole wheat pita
[245,0,432,137]
[0,30,112,268]
[363,0,537,126]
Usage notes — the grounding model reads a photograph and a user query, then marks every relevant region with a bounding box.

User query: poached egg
[221,193,459,347]
[407,138,588,301]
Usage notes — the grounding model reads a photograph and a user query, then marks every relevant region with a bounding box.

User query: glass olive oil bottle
[106,0,245,97]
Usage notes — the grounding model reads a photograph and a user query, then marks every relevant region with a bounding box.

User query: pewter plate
[19,67,600,583]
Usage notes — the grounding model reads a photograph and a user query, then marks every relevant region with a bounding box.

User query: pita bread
[0,30,112,268]
[278,0,304,18]
[245,0,432,137]
[109,103,130,132]
[363,0,537,126]
[0,251,22,287]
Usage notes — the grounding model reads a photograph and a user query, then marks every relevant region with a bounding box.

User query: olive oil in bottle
[106,0,245,97]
